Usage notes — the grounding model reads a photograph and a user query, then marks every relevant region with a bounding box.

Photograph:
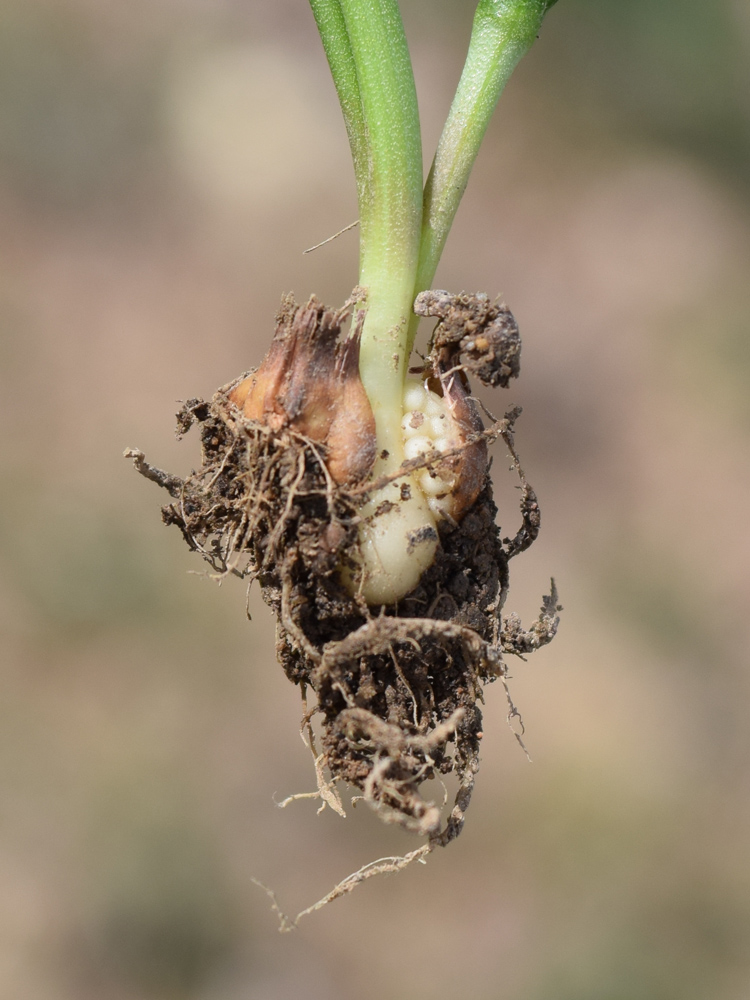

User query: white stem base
[343,377,473,606]
[352,480,438,605]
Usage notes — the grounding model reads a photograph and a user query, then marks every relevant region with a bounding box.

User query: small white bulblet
[400,379,457,518]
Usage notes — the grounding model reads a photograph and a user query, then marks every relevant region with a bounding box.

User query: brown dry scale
[127,288,559,912]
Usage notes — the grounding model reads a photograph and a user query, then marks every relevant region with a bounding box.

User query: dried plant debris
[126,291,559,927]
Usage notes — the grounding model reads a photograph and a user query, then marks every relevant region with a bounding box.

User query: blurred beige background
[1,1,750,997]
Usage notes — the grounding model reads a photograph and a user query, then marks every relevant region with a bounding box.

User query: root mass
[127,291,559,854]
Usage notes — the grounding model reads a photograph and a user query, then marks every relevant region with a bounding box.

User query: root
[253,843,432,933]
[502,580,561,655]
[124,448,183,498]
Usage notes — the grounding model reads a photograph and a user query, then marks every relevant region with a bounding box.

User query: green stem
[309,0,558,434]
[339,0,423,465]
[409,0,556,349]
[314,0,423,466]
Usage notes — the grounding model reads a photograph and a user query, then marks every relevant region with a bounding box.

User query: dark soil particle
[415,288,521,388]
[126,292,559,847]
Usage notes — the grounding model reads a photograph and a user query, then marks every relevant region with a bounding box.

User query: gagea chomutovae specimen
[128,0,561,924]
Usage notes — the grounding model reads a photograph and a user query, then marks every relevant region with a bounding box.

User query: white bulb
[399,383,459,518]
[401,410,426,438]
[352,485,438,605]
[428,496,451,517]
[418,470,449,496]
[403,381,426,411]
[345,378,464,605]
[404,435,432,460]
[424,391,444,417]
[429,414,447,437]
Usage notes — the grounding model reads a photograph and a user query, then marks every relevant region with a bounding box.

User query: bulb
[224,294,487,606]
[350,370,487,605]
[227,296,376,485]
